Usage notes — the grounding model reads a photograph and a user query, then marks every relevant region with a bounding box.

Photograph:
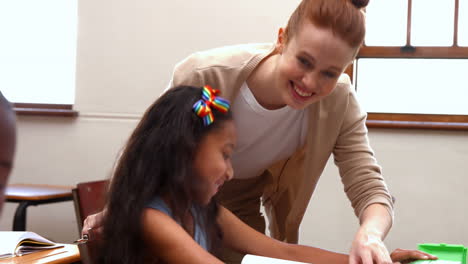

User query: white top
[231,83,308,179]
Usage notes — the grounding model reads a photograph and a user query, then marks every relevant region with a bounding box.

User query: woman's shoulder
[315,73,361,114]
[175,43,274,71]
[323,74,354,102]
[335,74,353,94]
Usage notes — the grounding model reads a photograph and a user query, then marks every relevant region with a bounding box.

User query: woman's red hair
[284,0,369,48]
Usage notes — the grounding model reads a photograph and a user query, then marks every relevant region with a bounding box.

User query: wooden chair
[72,180,109,232]
[72,179,109,264]
[6,184,74,231]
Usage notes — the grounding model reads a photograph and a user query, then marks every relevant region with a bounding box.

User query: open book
[0,231,63,259]
[242,254,312,264]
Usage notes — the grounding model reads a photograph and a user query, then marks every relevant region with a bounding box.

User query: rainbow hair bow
[192,85,230,126]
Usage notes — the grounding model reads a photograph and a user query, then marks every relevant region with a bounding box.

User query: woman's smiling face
[274,21,356,110]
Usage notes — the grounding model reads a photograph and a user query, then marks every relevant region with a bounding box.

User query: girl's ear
[275,27,286,53]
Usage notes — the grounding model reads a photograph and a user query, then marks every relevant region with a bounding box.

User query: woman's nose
[302,72,320,94]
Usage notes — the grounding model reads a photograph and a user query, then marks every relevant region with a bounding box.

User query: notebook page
[241,254,311,264]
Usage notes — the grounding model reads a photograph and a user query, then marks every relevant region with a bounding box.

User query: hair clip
[192,85,230,126]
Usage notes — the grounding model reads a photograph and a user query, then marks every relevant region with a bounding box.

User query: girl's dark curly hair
[102,86,232,263]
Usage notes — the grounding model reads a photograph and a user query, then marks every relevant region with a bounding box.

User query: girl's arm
[141,205,436,264]
[141,208,223,264]
[218,206,437,264]
[218,206,348,264]
[82,210,105,238]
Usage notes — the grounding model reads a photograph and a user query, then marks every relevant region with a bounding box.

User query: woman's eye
[297,57,311,68]
[323,71,337,78]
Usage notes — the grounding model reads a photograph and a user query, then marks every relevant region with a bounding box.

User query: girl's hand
[349,228,392,264]
[81,211,105,239]
[390,248,438,264]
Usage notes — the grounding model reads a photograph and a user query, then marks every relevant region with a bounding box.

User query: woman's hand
[349,227,438,264]
[81,211,105,239]
[390,248,438,264]
[349,227,392,264]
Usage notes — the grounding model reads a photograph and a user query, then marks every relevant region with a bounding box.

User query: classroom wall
[2,0,467,254]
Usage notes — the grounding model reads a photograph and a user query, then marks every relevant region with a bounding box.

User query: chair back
[72,179,109,264]
[72,179,109,232]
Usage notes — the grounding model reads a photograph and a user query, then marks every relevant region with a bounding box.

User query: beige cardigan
[171,43,394,243]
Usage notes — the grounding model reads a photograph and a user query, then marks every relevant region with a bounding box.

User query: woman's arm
[359,203,392,239]
[349,203,393,264]
[218,206,348,264]
[332,82,394,264]
[142,208,223,264]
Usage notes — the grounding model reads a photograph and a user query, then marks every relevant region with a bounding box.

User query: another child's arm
[141,208,224,264]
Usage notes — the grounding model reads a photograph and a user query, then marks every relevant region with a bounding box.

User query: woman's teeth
[293,84,312,97]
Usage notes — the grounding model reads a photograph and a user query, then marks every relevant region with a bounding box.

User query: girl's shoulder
[147,196,172,217]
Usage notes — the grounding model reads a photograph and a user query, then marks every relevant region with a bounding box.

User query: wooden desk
[0,244,80,264]
[6,184,74,231]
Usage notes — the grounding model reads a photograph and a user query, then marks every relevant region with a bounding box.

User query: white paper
[0,231,60,259]
[411,261,463,264]
[241,254,312,264]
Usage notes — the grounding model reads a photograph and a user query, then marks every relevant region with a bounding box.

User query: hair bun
[351,0,369,8]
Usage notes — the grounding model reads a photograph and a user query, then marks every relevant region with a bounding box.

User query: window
[353,0,468,129]
[0,0,78,116]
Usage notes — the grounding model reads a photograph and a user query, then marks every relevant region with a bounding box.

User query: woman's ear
[275,27,286,53]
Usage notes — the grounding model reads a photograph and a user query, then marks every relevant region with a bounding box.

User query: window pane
[365,0,407,46]
[356,59,468,115]
[460,0,468,46]
[412,0,455,46]
[0,0,77,104]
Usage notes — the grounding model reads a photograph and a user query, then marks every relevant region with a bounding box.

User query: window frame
[13,103,78,117]
[1,0,78,117]
[352,0,468,130]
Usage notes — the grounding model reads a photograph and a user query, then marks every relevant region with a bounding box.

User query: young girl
[100,85,437,264]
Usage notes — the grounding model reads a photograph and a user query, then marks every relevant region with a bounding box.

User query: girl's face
[274,21,356,110]
[192,120,236,205]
